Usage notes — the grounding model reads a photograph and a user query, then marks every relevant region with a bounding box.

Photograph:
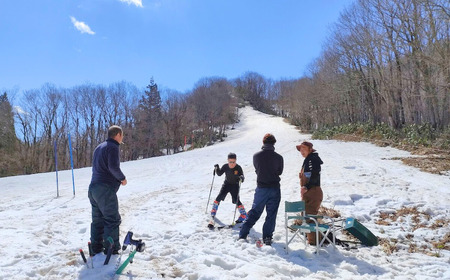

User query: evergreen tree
[134,78,163,158]
[0,92,19,176]
[0,92,17,153]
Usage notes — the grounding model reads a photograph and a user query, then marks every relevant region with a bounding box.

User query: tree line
[0,77,238,176]
[274,0,449,131]
[1,0,448,177]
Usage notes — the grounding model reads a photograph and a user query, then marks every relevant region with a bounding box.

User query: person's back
[253,145,283,188]
[91,138,124,187]
[239,133,284,245]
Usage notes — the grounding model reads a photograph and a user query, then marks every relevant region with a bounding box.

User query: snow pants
[302,186,323,245]
[239,186,281,240]
[88,182,121,253]
[215,183,243,205]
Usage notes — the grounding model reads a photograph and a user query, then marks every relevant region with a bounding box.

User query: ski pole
[79,249,87,265]
[205,169,216,214]
[104,236,114,265]
[231,179,242,226]
[88,242,94,269]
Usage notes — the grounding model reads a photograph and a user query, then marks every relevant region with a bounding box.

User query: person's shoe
[263,237,273,246]
[237,235,247,242]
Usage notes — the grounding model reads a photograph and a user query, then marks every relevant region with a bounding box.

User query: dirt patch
[332,133,450,175]
[376,207,450,256]
[395,156,450,175]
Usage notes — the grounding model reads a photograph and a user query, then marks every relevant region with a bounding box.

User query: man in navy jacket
[239,133,284,245]
[88,125,127,255]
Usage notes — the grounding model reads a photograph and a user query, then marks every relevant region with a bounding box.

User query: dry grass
[318,205,342,218]
[432,233,450,251]
[293,205,342,226]
[333,133,450,175]
[376,206,450,257]
[375,207,430,230]
[379,237,399,255]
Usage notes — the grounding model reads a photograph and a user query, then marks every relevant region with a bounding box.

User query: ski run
[0,106,449,279]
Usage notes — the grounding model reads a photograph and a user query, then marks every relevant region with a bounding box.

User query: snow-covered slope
[0,106,448,280]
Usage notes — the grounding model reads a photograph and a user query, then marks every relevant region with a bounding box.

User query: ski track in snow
[0,107,449,280]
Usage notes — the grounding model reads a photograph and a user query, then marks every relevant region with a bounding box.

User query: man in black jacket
[88,125,127,255]
[239,133,284,245]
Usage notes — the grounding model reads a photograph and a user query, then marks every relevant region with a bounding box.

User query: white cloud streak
[119,0,143,8]
[70,16,95,35]
[13,106,28,115]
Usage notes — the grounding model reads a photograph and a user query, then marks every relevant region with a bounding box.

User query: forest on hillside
[1,0,448,177]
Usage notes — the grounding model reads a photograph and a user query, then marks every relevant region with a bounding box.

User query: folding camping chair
[285,200,337,255]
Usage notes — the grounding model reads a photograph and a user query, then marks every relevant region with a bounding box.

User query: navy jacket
[302,152,323,189]
[253,144,284,188]
[90,138,126,186]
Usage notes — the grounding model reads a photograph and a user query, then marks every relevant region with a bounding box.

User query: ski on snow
[207,217,242,230]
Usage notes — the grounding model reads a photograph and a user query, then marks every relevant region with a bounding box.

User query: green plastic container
[344,217,378,246]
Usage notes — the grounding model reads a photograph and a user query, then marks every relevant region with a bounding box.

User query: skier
[209,153,247,226]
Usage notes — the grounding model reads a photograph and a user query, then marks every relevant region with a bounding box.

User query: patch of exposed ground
[332,133,450,175]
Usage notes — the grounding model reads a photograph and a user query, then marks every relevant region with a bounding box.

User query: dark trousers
[239,187,281,239]
[88,182,121,253]
[215,183,243,206]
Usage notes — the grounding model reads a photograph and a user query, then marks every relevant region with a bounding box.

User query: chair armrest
[304,214,323,219]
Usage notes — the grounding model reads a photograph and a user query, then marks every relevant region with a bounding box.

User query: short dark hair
[108,125,123,138]
[262,133,276,145]
[228,153,237,159]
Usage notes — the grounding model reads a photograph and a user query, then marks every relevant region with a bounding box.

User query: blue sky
[0,0,353,94]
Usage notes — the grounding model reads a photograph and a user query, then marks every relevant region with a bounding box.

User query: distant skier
[88,125,127,255]
[239,133,284,246]
[209,153,247,227]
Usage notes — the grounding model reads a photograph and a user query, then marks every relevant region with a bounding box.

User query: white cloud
[119,0,143,7]
[13,106,28,115]
[70,16,95,35]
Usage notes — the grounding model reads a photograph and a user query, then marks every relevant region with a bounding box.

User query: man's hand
[121,179,127,186]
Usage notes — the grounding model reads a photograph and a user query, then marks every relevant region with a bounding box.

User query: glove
[239,175,245,183]
[214,164,219,175]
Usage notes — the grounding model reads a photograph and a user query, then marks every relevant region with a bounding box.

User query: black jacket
[216,164,244,185]
[90,138,126,186]
[302,152,323,189]
[253,144,284,188]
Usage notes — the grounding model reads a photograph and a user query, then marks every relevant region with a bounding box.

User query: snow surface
[0,106,449,280]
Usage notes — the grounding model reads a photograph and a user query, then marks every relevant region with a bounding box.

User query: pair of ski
[207,217,242,230]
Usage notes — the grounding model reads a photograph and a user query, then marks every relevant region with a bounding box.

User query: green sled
[344,217,379,246]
